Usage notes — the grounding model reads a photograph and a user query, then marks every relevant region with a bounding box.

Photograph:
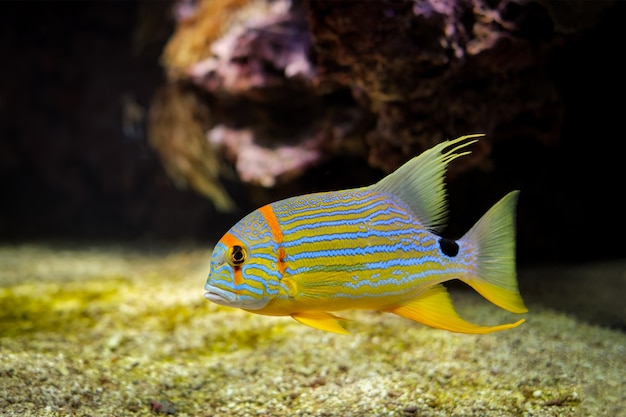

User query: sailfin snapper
[204,134,527,334]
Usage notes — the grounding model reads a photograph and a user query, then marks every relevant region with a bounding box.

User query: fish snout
[204,283,237,306]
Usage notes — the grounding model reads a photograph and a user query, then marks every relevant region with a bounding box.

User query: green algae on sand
[0,243,624,416]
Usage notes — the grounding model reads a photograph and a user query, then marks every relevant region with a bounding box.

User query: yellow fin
[459,191,528,314]
[291,311,350,334]
[386,284,525,334]
[369,134,482,233]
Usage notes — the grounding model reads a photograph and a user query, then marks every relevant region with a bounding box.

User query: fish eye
[228,245,247,266]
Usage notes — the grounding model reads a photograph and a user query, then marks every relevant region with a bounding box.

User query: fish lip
[204,284,237,305]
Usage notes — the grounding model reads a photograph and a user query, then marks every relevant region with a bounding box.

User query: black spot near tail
[438,238,459,257]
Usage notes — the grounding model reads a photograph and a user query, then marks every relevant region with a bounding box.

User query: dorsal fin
[368,134,482,233]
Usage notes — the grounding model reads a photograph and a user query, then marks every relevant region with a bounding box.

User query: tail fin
[459,191,528,314]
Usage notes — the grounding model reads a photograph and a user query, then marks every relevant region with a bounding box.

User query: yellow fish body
[204,135,527,334]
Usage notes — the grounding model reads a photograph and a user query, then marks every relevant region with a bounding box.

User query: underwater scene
[1,1,624,416]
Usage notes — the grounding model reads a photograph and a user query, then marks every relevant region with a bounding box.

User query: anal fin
[386,284,525,334]
[291,311,350,334]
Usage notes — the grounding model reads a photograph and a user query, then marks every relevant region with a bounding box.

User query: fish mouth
[204,284,237,306]
[204,283,269,310]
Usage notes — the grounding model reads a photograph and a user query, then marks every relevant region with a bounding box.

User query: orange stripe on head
[258,204,287,276]
[277,247,287,276]
[259,204,283,243]
[220,232,245,286]
[221,232,243,249]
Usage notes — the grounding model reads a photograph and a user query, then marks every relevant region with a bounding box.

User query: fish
[204,134,527,334]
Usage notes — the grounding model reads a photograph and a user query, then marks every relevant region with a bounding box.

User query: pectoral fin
[291,311,350,334]
[386,284,525,334]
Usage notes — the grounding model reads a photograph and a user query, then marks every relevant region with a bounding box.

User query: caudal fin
[459,191,528,314]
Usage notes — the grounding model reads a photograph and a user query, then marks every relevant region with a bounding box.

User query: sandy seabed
[0,243,624,417]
